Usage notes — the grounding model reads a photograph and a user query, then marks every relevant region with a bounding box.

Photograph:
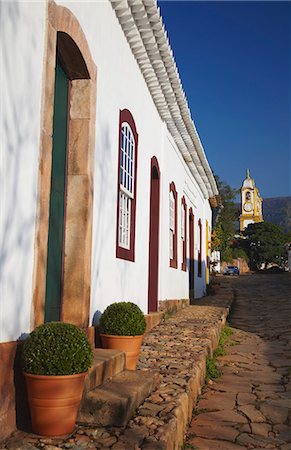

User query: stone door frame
[32,0,97,330]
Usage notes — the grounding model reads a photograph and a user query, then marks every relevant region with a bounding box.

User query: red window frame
[181,196,187,271]
[198,218,202,277]
[116,109,138,261]
[169,182,178,269]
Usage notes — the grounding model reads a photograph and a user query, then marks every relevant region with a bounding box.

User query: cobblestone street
[186,273,291,449]
[1,283,233,450]
[2,274,290,449]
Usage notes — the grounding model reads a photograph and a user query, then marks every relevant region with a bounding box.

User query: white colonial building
[0,0,219,439]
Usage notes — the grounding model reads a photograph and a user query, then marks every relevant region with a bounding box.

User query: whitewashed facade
[0,0,219,439]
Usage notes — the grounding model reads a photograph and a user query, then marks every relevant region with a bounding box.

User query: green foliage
[213,176,239,261]
[213,325,233,357]
[213,345,226,357]
[162,305,179,322]
[194,407,209,414]
[206,326,233,380]
[206,356,222,380]
[220,324,233,342]
[221,245,233,263]
[243,221,288,269]
[231,247,249,263]
[22,322,93,375]
[99,302,146,336]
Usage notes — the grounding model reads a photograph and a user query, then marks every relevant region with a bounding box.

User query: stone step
[145,312,163,332]
[79,369,160,427]
[84,349,126,394]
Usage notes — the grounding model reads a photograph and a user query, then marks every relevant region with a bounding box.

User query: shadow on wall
[13,342,31,433]
[90,120,131,309]
[186,257,208,303]
[1,1,43,341]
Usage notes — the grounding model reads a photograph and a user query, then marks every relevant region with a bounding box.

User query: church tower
[239,169,263,232]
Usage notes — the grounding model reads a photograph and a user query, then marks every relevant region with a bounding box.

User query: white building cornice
[110,0,219,201]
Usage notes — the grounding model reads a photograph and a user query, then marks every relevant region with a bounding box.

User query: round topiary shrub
[99,302,146,336]
[22,322,93,375]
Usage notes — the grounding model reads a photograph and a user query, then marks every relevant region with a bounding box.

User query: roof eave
[110,0,218,199]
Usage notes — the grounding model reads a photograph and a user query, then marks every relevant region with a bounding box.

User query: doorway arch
[148,156,161,312]
[189,208,195,301]
[32,1,97,330]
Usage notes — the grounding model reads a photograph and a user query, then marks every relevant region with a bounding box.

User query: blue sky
[159,1,291,198]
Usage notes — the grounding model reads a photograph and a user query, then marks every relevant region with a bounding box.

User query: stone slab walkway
[185,273,291,450]
[1,284,233,450]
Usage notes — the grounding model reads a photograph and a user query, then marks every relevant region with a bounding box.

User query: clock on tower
[239,169,263,232]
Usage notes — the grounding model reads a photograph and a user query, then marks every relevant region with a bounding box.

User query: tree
[243,222,288,270]
[213,176,239,261]
[211,230,221,251]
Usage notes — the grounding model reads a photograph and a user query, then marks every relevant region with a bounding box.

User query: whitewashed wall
[0,2,46,342]
[57,1,164,320]
[1,0,213,342]
[58,1,212,320]
[159,132,211,301]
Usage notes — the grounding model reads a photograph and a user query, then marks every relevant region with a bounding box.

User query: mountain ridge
[262,196,291,231]
[235,196,291,232]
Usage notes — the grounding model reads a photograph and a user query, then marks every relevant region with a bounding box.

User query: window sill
[170,259,178,269]
[116,246,135,262]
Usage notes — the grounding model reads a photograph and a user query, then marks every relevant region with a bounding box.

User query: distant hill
[263,197,291,232]
[235,196,291,232]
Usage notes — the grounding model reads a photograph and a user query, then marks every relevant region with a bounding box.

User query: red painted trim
[181,196,187,271]
[116,109,138,262]
[148,156,160,313]
[169,182,178,269]
[198,218,202,277]
[189,208,195,300]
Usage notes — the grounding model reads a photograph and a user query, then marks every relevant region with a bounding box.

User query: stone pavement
[185,273,291,450]
[2,273,290,450]
[1,284,233,450]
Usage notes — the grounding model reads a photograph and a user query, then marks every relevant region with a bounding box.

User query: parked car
[224,265,240,276]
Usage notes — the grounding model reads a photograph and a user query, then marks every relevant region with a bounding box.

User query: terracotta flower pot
[24,371,87,436]
[100,334,144,370]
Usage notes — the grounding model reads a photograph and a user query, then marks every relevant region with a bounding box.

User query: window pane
[181,205,185,239]
[169,230,173,259]
[120,166,123,186]
[122,131,125,152]
[169,192,174,231]
[118,191,131,249]
[120,123,134,197]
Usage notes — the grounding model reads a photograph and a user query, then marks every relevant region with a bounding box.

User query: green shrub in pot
[99,302,147,370]
[22,322,93,375]
[99,302,146,336]
[22,322,93,436]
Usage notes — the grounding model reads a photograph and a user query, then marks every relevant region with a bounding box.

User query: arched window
[246,191,251,201]
[169,182,177,268]
[181,196,187,271]
[198,219,202,277]
[116,109,138,261]
[189,208,195,299]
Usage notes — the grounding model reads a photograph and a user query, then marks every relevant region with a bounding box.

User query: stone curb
[1,284,234,450]
[132,286,234,449]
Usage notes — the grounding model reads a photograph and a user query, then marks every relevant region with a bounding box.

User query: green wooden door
[44,63,69,322]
